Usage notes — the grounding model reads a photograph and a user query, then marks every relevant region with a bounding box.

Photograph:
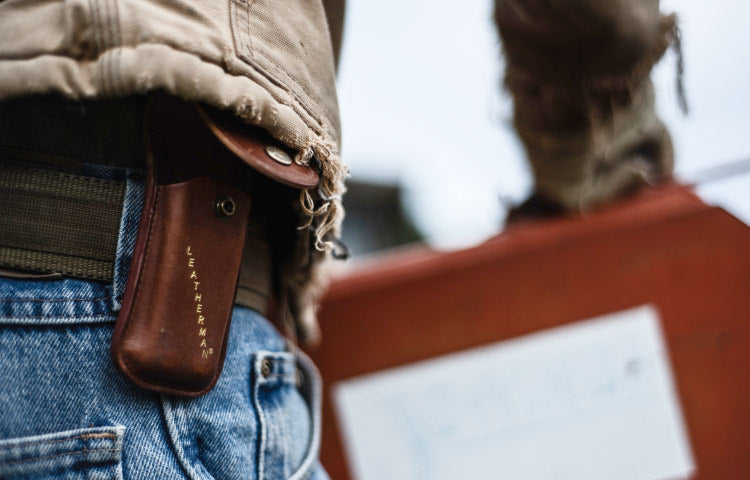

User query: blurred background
[335,0,750,256]
[312,2,750,477]
[313,2,750,478]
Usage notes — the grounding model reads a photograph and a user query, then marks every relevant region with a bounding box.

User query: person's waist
[0,157,273,315]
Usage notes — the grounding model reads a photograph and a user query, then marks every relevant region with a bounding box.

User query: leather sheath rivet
[264,145,292,166]
[213,194,236,221]
[260,358,272,378]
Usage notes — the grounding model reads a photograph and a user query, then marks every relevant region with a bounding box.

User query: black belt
[0,158,272,315]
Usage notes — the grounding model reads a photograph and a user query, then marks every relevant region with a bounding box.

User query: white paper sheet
[333,305,695,480]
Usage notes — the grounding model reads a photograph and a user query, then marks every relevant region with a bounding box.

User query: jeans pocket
[252,350,322,480]
[0,426,124,479]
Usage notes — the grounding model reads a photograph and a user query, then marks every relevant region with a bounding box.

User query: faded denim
[0,169,328,480]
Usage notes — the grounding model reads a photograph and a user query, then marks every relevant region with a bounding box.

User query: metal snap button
[264,145,292,166]
[260,358,272,378]
[213,194,236,221]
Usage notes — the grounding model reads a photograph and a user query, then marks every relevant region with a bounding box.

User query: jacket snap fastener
[260,358,272,378]
[213,194,236,221]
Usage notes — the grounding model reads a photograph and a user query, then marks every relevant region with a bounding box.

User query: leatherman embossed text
[186,245,214,358]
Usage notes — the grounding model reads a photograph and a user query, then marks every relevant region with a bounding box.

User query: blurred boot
[495,0,681,214]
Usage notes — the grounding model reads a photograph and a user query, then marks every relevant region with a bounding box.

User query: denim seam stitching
[288,352,322,480]
[252,355,267,480]
[159,398,205,480]
[119,187,161,388]
[111,171,145,309]
[0,448,120,466]
[0,433,116,450]
[0,297,109,303]
[0,315,114,320]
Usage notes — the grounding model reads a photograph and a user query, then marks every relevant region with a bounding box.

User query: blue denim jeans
[0,168,328,480]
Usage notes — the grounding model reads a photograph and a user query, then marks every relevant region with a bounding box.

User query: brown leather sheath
[111,94,319,396]
[110,173,250,396]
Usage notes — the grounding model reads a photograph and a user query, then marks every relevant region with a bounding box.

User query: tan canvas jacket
[0,0,347,341]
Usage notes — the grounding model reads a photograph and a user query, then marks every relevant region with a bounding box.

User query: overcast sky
[336,0,750,249]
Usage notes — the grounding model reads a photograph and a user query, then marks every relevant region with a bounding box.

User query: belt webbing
[0,161,271,313]
[0,162,124,280]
